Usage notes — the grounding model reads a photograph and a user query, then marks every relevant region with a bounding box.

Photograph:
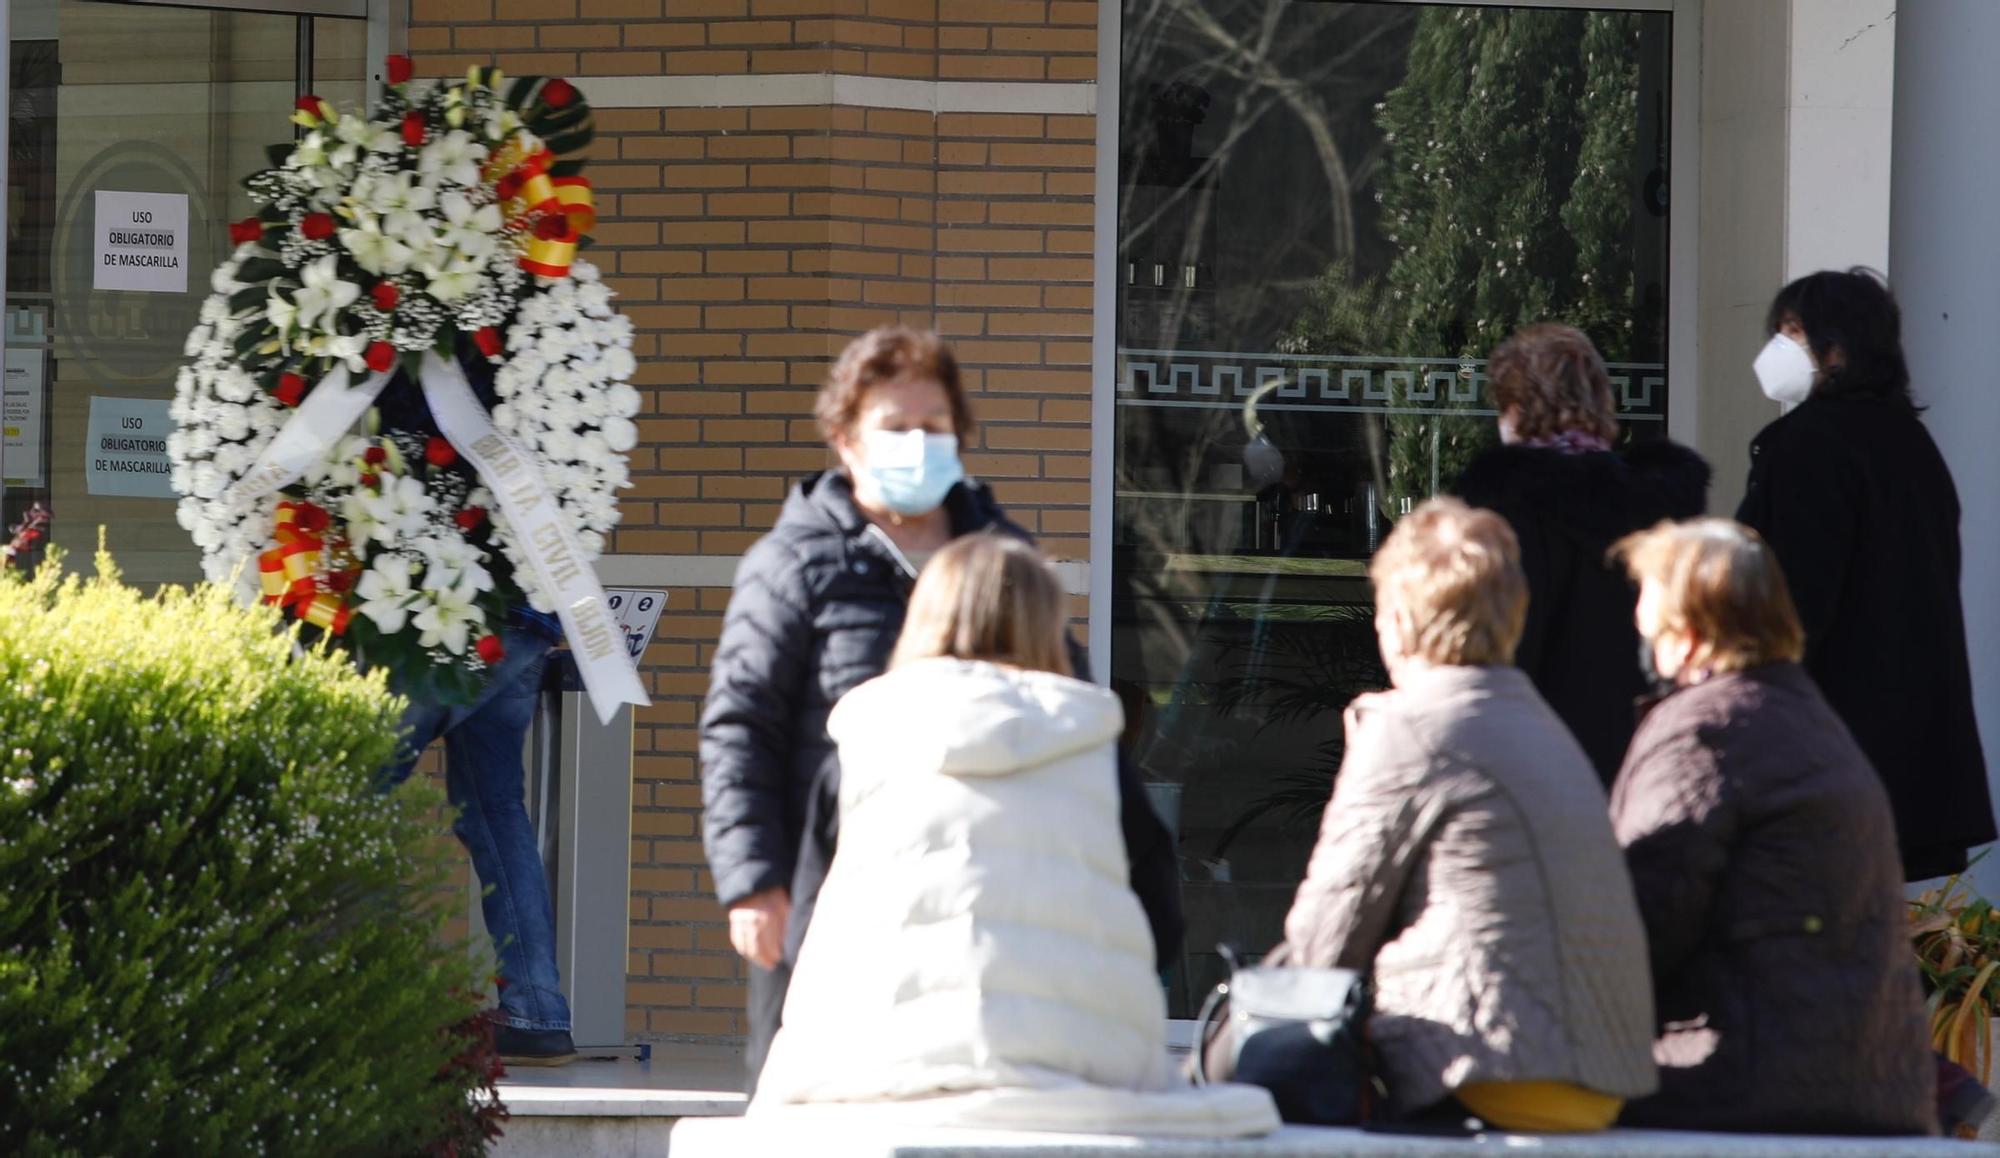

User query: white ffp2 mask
[1753,333,1817,405]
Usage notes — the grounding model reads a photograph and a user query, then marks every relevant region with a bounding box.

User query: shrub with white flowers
[170,58,638,702]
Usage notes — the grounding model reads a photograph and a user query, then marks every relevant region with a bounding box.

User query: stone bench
[669,1118,2000,1158]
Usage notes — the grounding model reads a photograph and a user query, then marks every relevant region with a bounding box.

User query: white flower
[415,534,494,595]
[600,416,638,453]
[421,255,483,302]
[418,130,488,188]
[350,474,434,548]
[335,112,402,156]
[369,173,439,244]
[293,255,360,333]
[437,191,503,261]
[339,219,413,276]
[356,554,420,634]
[412,578,484,655]
[217,408,251,442]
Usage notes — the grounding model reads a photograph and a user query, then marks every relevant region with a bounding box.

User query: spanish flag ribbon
[488,135,594,279]
[257,501,353,635]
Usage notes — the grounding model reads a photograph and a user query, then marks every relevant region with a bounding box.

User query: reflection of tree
[1284,8,1648,507]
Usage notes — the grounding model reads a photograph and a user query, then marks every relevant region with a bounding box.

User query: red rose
[425,435,458,468]
[495,172,524,201]
[325,570,357,594]
[275,372,307,407]
[295,94,323,114]
[363,446,387,466]
[365,341,397,372]
[293,502,332,533]
[300,213,336,241]
[533,216,572,241]
[359,471,380,489]
[386,54,414,85]
[476,635,506,665]
[455,506,487,532]
[542,78,576,109]
[228,217,263,246]
[370,281,399,312]
[401,111,426,148]
[474,326,503,358]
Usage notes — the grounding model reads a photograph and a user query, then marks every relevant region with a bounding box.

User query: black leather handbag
[1191,946,1376,1125]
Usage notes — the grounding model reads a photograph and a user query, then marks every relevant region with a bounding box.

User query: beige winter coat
[1282,664,1658,1116]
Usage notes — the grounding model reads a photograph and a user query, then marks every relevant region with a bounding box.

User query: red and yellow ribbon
[487,137,596,279]
[257,501,354,635]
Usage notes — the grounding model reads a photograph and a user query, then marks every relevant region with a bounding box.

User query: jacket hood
[1455,439,1711,541]
[829,658,1123,777]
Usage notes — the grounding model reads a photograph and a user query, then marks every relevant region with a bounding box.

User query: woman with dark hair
[698,327,1183,1089]
[1455,323,1709,783]
[1737,268,1995,881]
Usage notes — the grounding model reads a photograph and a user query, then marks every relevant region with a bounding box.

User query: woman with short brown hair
[1609,519,1933,1135]
[1456,322,1709,783]
[699,327,1182,1089]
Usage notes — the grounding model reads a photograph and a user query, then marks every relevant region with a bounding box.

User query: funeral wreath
[169,57,646,711]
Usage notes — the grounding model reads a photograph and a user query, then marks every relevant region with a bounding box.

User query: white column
[1889,0,2000,893]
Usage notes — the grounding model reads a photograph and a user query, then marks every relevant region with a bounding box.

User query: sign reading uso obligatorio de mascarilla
[85,396,176,499]
[93,191,188,294]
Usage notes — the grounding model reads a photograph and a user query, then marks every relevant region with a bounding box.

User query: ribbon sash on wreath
[217,354,650,725]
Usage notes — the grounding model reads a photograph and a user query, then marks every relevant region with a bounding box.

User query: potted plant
[1910,867,2000,1085]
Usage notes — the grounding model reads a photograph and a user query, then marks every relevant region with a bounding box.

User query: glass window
[1113,0,1674,1015]
[4,1,368,585]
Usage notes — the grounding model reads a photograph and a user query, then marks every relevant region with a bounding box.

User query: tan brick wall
[410,0,1099,1044]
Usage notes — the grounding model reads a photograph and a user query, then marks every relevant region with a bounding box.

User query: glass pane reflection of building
[1112,1,1674,1015]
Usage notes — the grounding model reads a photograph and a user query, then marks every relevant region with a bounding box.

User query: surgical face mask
[861,429,963,517]
[1753,333,1817,405]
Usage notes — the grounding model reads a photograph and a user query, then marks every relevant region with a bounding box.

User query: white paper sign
[3,348,45,486]
[84,396,176,498]
[93,191,189,294]
[604,588,668,661]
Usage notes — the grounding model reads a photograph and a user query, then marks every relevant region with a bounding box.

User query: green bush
[0,554,500,1155]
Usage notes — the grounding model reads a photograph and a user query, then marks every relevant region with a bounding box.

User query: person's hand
[727,888,791,971]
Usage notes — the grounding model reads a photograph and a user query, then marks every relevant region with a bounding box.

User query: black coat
[699,471,1185,968]
[1737,395,1995,880]
[1455,440,1711,783]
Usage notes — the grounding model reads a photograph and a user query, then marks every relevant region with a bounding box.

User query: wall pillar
[1889,0,2000,893]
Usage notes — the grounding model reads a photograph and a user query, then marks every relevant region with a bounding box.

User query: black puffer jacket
[700,471,1184,968]
[1455,440,1711,783]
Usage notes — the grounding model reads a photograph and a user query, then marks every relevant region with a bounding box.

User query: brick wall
[410,0,1099,1044]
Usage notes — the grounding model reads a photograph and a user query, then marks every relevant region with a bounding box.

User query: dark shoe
[496,1025,578,1067]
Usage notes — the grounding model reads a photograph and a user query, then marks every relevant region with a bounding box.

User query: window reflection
[1112,0,1673,1015]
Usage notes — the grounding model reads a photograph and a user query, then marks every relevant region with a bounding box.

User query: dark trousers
[744,959,792,1096]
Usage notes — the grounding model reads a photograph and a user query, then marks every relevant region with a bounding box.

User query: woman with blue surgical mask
[1736,268,1994,883]
[697,327,1184,1093]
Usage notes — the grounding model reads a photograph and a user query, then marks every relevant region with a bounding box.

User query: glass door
[4,0,368,584]
[1111,0,1676,1016]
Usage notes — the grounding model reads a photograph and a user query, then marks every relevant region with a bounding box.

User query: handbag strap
[1189,977,1232,1087]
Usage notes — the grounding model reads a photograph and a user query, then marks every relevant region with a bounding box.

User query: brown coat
[1282,665,1658,1116]
[1610,663,1935,1135]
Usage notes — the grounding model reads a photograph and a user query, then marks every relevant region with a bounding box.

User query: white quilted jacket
[757,657,1173,1100]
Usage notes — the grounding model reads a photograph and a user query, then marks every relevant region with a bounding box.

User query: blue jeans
[384,626,572,1032]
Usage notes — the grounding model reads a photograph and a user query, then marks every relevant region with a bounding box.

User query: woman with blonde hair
[1224,498,1657,1131]
[750,533,1275,1137]
[1610,518,1932,1134]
